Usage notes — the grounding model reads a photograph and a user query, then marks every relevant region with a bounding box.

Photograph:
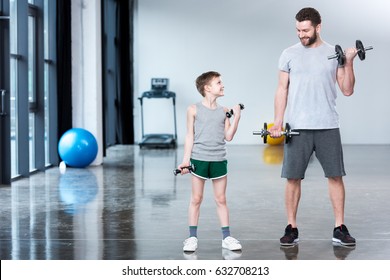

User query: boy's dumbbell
[173,164,196,176]
[226,103,244,118]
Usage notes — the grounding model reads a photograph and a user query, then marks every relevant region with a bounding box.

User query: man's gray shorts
[281,128,346,179]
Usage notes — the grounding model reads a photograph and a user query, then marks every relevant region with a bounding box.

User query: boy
[177,71,242,252]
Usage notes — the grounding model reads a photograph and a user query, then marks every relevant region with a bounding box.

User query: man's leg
[285,178,302,228]
[280,178,301,246]
[328,176,345,227]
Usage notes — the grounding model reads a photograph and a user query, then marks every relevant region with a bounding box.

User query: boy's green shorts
[190,158,227,180]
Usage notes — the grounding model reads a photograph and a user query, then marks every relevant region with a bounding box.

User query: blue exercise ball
[58,128,98,168]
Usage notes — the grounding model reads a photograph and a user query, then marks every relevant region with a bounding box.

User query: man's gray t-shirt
[278,41,340,129]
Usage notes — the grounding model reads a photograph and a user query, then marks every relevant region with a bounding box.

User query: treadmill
[138,78,177,149]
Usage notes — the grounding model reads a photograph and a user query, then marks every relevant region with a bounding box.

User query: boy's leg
[213,176,242,251]
[183,175,205,252]
[212,176,229,227]
[188,175,206,226]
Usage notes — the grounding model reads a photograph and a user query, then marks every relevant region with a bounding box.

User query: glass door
[28,5,37,172]
[1,0,57,184]
[8,0,56,181]
[0,1,11,185]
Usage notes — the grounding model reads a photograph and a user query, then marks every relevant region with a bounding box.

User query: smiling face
[195,71,222,97]
[206,76,224,97]
[296,20,320,47]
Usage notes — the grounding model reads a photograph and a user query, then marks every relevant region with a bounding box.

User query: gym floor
[0,144,389,260]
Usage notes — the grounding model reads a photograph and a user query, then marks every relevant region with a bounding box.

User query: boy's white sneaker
[222,236,242,251]
[183,237,198,252]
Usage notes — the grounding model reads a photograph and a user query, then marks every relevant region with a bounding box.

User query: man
[270,7,357,247]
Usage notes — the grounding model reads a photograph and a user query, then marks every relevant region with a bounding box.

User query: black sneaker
[280,224,299,246]
[332,224,356,246]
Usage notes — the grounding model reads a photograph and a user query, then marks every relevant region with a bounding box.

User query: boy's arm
[224,104,241,142]
[178,105,196,173]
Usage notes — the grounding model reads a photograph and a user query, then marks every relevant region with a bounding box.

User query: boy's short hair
[295,7,322,27]
[195,71,221,97]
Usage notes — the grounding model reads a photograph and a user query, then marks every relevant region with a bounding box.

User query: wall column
[71,0,103,165]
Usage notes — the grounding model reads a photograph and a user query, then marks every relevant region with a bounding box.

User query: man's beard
[300,32,317,46]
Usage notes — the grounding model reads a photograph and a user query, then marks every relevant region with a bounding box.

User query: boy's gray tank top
[191,102,226,161]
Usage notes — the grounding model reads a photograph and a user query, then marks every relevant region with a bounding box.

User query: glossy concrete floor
[0,144,390,260]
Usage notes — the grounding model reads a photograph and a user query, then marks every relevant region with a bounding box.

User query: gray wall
[133,0,390,145]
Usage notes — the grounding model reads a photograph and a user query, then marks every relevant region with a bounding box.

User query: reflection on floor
[0,144,390,260]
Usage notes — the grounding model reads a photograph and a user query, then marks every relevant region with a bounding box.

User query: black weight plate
[335,45,345,66]
[285,123,291,144]
[284,123,291,144]
[226,110,232,118]
[356,40,365,60]
[263,122,267,144]
[339,55,346,66]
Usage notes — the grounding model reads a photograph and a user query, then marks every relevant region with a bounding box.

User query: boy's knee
[214,195,227,206]
[191,195,203,205]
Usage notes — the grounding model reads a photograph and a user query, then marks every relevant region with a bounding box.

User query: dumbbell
[173,164,196,176]
[328,40,373,66]
[226,103,244,118]
[253,122,300,144]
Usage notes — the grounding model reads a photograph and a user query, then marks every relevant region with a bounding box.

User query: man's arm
[337,47,358,96]
[270,71,289,136]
